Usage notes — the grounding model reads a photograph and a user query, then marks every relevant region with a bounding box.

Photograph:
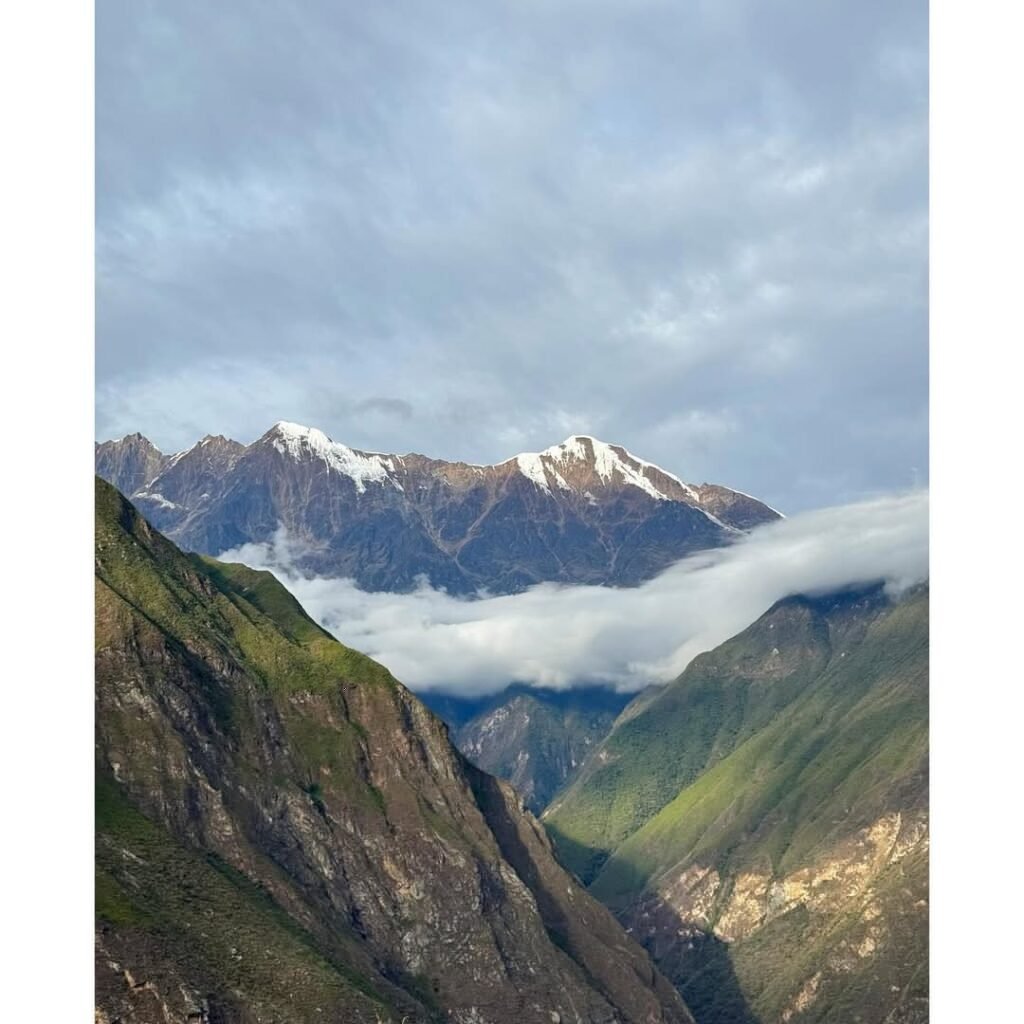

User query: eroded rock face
[625,810,929,1023]
[95,423,780,595]
[94,478,693,1024]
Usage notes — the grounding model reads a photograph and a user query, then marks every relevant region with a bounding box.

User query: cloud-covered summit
[218,490,928,696]
[97,0,927,514]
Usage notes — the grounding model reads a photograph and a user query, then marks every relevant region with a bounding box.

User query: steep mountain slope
[425,685,632,814]
[95,478,692,1024]
[95,422,781,594]
[544,596,844,883]
[546,588,928,1024]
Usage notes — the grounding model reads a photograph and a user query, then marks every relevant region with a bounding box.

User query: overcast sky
[97,0,927,514]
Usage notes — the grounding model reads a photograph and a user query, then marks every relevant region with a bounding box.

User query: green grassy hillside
[593,590,927,904]
[94,477,693,1024]
[545,586,928,1024]
[543,594,849,881]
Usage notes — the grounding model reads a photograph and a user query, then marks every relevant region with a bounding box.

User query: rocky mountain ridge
[95,421,781,594]
[95,477,693,1024]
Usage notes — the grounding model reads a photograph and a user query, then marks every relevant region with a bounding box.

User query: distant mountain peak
[94,431,160,452]
[258,421,709,505]
[510,434,704,504]
[94,432,169,497]
[262,420,402,493]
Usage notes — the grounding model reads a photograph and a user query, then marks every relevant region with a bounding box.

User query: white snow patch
[511,434,706,505]
[268,421,400,494]
[615,445,703,503]
[515,452,552,493]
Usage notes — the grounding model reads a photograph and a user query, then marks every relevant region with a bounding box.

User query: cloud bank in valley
[218,491,928,696]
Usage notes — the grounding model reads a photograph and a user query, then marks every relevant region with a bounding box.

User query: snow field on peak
[515,435,700,504]
[269,421,400,493]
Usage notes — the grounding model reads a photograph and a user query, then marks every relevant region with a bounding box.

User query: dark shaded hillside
[94,478,692,1024]
[545,586,928,1024]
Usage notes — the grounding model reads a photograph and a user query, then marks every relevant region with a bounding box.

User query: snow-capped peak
[511,435,701,503]
[266,421,400,493]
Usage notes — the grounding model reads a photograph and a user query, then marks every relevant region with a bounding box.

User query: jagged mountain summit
[94,478,692,1024]
[95,421,782,594]
[94,431,169,497]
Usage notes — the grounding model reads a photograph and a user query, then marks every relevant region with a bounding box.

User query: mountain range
[95,422,781,594]
[95,477,692,1024]
[94,426,927,1024]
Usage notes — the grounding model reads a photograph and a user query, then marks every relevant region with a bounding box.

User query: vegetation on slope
[96,775,399,1023]
[592,590,928,905]
[546,585,928,1024]
[96,475,397,697]
[94,477,692,1024]
[543,594,843,881]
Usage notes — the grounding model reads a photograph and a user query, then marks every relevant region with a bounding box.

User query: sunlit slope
[544,592,851,880]
[548,586,928,1024]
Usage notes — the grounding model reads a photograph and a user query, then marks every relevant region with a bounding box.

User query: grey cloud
[353,397,415,421]
[97,0,927,512]
[217,491,929,696]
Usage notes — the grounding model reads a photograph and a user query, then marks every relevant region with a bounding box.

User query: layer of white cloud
[218,491,928,696]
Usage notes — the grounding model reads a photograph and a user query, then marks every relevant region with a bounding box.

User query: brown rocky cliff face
[95,478,692,1024]
[469,768,688,1022]
[138,434,245,506]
